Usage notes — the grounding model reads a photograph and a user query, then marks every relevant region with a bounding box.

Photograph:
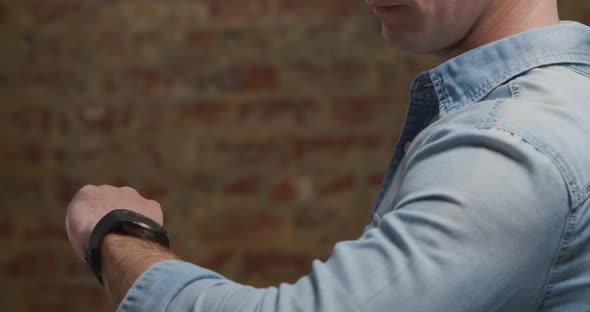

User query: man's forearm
[101,233,179,306]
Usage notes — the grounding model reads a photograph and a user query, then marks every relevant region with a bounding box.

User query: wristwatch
[84,209,170,284]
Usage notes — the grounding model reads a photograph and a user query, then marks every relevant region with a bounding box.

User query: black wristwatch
[84,209,170,284]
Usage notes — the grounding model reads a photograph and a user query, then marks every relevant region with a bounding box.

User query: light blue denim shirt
[119,22,590,312]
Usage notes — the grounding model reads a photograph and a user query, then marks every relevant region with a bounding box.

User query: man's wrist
[84,209,170,285]
[101,233,178,306]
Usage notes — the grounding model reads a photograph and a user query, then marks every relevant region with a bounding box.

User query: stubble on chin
[380,21,423,53]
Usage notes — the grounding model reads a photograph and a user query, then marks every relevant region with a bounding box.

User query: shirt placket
[368,73,440,224]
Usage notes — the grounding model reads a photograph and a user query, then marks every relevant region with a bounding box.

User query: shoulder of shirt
[412,65,590,209]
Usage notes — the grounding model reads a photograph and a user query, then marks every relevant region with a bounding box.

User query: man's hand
[66,184,164,261]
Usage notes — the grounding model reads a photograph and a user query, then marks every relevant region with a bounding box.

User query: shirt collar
[425,21,590,116]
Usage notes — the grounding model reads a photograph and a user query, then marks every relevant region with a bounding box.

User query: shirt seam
[469,126,577,312]
[410,100,585,310]
[435,52,590,115]
[475,99,586,209]
[564,64,590,79]
[405,98,586,210]
[370,115,580,310]
[533,209,578,312]
[414,119,582,211]
[490,120,587,209]
[508,80,521,99]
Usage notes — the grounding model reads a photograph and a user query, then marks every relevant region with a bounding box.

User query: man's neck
[436,0,560,62]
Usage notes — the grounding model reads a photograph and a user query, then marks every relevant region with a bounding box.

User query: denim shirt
[119,22,590,312]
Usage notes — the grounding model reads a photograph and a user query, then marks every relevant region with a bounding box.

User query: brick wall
[0,1,588,311]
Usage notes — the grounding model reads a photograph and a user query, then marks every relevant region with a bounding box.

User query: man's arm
[74,127,571,311]
[101,234,178,306]
[65,185,179,308]
[99,126,571,312]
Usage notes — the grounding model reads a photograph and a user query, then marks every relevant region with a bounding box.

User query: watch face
[122,210,163,229]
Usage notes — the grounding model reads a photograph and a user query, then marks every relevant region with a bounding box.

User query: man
[66,0,590,310]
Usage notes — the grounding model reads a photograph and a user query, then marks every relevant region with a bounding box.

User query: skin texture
[367,0,560,60]
[66,0,561,308]
[66,185,174,306]
[66,185,164,261]
[101,234,178,305]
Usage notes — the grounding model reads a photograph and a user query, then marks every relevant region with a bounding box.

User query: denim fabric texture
[119,22,590,312]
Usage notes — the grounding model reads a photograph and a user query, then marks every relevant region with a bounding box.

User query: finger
[97,184,119,191]
[78,184,97,195]
[120,186,139,194]
[145,200,164,223]
[71,184,97,201]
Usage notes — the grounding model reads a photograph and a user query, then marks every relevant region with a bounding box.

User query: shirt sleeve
[118,126,571,312]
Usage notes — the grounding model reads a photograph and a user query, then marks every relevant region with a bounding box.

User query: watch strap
[84,209,169,284]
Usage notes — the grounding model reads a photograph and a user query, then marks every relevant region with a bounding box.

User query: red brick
[11,107,52,132]
[24,283,106,310]
[143,141,164,169]
[120,104,134,126]
[189,65,278,93]
[0,150,14,165]
[292,134,384,159]
[19,71,84,89]
[63,256,91,278]
[179,101,230,124]
[0,4,4,24]
[184,173,219,193]
[278,0,359,16]
[23,221,65,241]
[294,205,332,228]
[57,113,70,134]
[109,177,130,187]
[185,30,219,47]
[202,250,235,271]
[367,175,384,188]
[288,61,368,91]
[57,175,84,204]
[40,36,86,64]
[102,74,118,93]
[582,9,590,26]
[22,144,45,165]
[0,250,58,278]
[0,217,13,237]
[30,3,82,26]
[293,135,355,159]
[318,175,356,196]
[6,179,42,194]
[0,72,8,84]
[332,97,389,125]
[217,140,278,166]
[25,302,72,312]
[201,0,271,20]
[358,134,383,149]
[141,181,170,199]
[76,106,114,132]
[80,143,104,162]
[238,98,317,125]
[52,147,66,165]
[127,68,173,93]
[270,178,297,202]
[238,65,279,92]
[220,213,285,240]
[242,250,311,274]
[140,114,164,132]
[0,145,15,163]
[224,175,262,195]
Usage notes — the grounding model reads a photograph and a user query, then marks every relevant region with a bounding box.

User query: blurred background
[0,0,588,311]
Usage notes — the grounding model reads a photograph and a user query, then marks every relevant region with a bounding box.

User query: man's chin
[382,26,420,53]
[382,26,438,54]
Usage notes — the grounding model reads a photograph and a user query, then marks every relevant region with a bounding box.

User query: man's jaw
[366,1,405,16]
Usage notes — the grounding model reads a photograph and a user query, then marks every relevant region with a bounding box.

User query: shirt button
[404,141,412,153]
